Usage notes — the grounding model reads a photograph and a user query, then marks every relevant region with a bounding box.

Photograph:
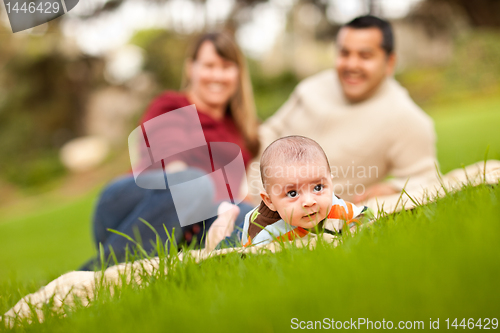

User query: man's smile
[341,71,366,85]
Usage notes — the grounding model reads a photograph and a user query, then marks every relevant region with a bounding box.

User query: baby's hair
[260,135,331,188]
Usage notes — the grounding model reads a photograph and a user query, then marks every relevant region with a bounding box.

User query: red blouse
[139,91,252,172]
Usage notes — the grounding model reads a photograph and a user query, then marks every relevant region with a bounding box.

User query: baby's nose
[302,193,316,207]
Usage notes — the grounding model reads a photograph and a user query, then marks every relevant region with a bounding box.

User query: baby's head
[260,136,333,228]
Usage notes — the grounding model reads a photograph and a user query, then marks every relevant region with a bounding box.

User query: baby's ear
[260,191,276,211]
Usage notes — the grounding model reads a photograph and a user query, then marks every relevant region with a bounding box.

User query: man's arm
[385,110,438,193]
[352,182,399,203]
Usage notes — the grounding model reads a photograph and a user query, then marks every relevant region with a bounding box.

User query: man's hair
[343,15,394,55]
[260,136,330,188]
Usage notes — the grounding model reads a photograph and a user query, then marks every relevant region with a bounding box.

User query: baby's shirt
[241,196,372,247]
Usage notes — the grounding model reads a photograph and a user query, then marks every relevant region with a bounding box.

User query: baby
[241,135,372,247]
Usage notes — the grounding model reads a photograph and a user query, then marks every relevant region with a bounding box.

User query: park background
[0,0,499,328]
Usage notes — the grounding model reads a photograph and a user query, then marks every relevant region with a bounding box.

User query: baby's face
[261,161,333,229]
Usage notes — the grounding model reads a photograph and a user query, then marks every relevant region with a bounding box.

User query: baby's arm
[205,202,240,251]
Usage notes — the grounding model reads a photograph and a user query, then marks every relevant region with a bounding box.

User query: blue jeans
[80,168,252,270]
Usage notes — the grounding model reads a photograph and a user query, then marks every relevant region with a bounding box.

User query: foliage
[1,183,499,331]
[130,29,190,92]
[397,30,500,106]
[0,31,105,188]
[420,0,500,28]
[249,60,299,121]
[448,30,500,90]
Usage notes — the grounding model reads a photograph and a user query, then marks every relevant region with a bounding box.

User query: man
[247,15,437,204]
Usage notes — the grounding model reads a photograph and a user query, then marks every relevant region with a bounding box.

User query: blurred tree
[396,30,500,106]
[416,0,500,29]
[445,0,500,27]
[130,29,189,91]
[0,21,105,187]
[76,0,267,32]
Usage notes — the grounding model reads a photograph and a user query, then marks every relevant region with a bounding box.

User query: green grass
[3,95,499,285]
[0,190,97,285]
[2,184,500,331]
[0,95,499,330]
[0,190,98,322]
[428,95,500,173]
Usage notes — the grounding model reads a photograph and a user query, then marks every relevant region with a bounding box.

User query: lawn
[0,190,98,285]
[428,95,500,173]
[0,95,499,330]
[2,184,500,331]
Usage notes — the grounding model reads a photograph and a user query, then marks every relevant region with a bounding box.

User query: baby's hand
[205,202,240,251]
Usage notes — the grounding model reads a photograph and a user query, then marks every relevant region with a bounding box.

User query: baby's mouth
[304,212,318,219]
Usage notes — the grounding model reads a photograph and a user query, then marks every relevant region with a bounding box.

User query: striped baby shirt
[241,195,372,247]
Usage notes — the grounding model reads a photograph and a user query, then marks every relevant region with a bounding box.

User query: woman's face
[188,41,239,110]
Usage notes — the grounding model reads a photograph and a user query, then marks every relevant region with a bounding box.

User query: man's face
[335,27,395,103]
[261,161,333,229]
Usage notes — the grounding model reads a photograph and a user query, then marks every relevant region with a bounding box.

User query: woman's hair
[181,31,260,157]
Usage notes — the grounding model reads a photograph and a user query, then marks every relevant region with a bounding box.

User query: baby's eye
[286,190,298,198]
[313,184,324,192]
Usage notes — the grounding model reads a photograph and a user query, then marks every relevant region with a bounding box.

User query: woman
[81,32,259,270]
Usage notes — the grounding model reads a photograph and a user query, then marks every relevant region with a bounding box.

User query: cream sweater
[246,70,438,202]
